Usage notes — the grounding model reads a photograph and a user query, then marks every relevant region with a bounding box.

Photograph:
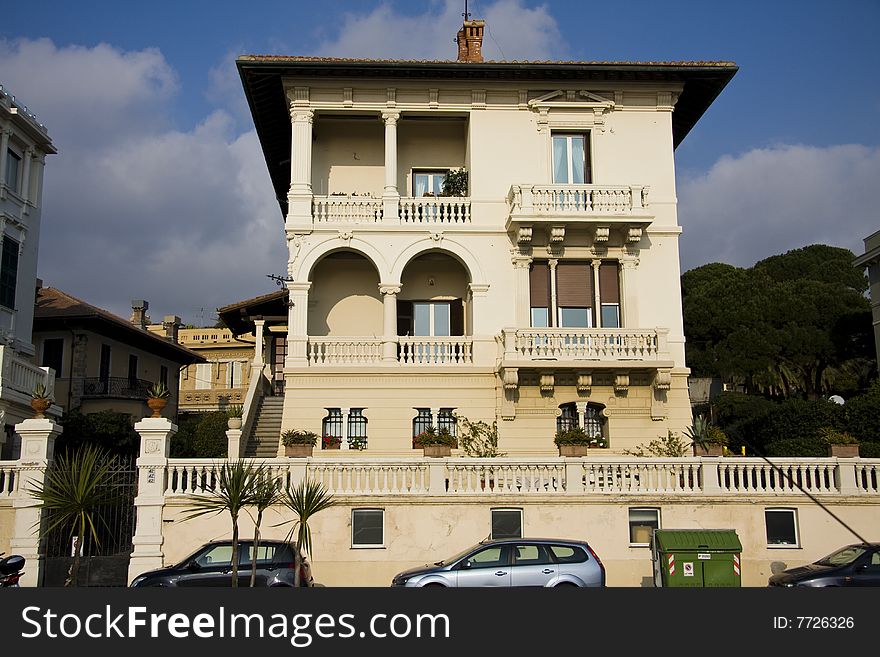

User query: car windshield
[815,545,867,566]
[435,543,484,567]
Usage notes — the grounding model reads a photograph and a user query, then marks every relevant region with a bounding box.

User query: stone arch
[389,237,486,287]
[295,236,389,282]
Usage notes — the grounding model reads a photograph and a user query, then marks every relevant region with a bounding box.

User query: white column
[0,129,9,189]
[286,281,311,367]
[10,418,61,587]
[380,284,400,362]
[20,147,33,205]
[253,319,266,368]
[340,407,350,450]
[513,255,532,327]
[549,259,558,328]
[382,111,400,221]
[591,259,602,328]
[129,417,175,584]
[287,107,314,225]
[620,257,639,328]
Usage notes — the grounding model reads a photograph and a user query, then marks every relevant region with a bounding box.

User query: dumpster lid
[653,529,742,552]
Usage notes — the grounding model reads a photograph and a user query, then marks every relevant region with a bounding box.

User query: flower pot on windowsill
[323,442,341,450]
[423,444,452,458]
[828,444,859,458]
[558,444,589,457]
[285,444,314,458]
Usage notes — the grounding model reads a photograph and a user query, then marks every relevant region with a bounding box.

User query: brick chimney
[162,315,181,343]
[456,19,485,63]
[130,299,149,330]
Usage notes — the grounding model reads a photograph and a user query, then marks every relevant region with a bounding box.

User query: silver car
[391,538,605,587]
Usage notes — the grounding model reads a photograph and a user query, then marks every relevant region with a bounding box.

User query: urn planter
[146,398,168,418]
[30,397,52,419]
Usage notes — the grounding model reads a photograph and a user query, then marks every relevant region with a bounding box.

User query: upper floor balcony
[0,345,53,402]
[312,194,472,225]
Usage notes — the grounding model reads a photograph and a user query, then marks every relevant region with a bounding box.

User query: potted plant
[281,429,317,457]
[414,426,456,457]
[441,168,468,197]
[554,427,592,457]
[686,415,728,456]
[820,427,859,458]
[30,382,53,419]
[322,435,342,450]
[146,382,170,418]
[347,436,368,451]
[226,405,243,430]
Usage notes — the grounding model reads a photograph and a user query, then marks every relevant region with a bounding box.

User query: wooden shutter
[556,261,591,307]
[450,299,464,336]
[599,261,620,304]
[529,262,551,307]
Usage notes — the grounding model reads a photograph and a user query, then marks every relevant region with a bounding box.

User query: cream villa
[232,22,737,457]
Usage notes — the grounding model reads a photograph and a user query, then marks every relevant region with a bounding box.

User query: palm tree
[181,459,258,587]
[281,479,336,587]
[247,466,282,587]
[28,445,118,587]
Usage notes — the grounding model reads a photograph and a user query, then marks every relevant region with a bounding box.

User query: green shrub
[857,442,880,458]
[192,411,229,457]
[844,380,880,441]
[763,438,827,457]
[624,431,689,457]
[57,410,139,456]
[281,429,318,446]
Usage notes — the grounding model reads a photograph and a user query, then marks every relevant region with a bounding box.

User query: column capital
[286,281,312,293]
[379,284,401,296]
[512,254,533,268]
[548,258,559,269]
[253,318,266,328]
[289,107,314,123]
[381,110,401,125]
[590,258,602,269]
[620,256,640,270]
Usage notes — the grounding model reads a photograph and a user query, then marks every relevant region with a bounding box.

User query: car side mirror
[460,560,472,570]
[186,561,201,572]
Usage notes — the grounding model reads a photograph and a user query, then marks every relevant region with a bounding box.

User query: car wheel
[554,582,578,587]
[422,583,446,588]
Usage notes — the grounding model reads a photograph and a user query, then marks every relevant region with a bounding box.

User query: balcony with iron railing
[81,377,153,400]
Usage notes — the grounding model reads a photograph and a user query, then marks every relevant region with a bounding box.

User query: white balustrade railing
[504,328,666,361]
[155,457,880,498]
[716,459,838,494]
[445,460,566,494]
[509,184,647,216]
[309,460,429,495]
[313,196,382,223]
[0,461,19,498]
[398,337,473,365]
[307,338,383,365]
[581,458,702,494]
[0,346,53,398]
[400,197,471,224]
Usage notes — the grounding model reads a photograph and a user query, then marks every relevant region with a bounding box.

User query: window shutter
[450,299,464,336]
[529,262,550,307]
[556,261,591,307]
[599,261,620,304]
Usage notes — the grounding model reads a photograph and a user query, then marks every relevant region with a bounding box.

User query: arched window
[556,402,607,443]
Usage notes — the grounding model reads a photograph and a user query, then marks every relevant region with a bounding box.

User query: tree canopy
[683,244,874,399]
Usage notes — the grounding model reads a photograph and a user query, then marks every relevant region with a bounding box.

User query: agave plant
[28,445,118,586]
[147,381,170,399]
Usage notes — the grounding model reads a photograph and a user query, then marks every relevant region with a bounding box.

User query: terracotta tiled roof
[216,289,288,314]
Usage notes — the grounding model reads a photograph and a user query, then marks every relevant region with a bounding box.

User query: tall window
[195,363,212,390]
[5,149,21,191]
[529,262,550,328]
[556,403,579,433]
[348,409,368,449]
[529,259,622,328]
[323,408,344,440]
[552,133,591,184]
[557,402,606,441]
[556,261,592,328]
[228,360,242,388]
[41,339,64,378]
[412,408,433,445]
[160,365,169,389]
[599,261,620,328]
[127,355,138,387]
[398,300,464,336]
[437,408,457,438]
[99,345,111,385]
[0,237,19,310]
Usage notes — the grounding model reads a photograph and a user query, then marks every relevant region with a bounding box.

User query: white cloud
[1,38,284,325]
[677,144,880,271]
[315,0,565,60]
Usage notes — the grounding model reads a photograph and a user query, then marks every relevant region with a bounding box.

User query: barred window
[323,408,343,440]
[348,408,368,449]
[437,408,457,437]
[556,403,578,433]
[412,408,433,440]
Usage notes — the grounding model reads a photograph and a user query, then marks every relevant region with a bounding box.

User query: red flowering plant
[322,434,342,449]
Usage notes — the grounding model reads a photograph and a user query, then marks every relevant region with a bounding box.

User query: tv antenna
[463,0,471,20]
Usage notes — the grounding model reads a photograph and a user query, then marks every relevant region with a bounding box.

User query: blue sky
[2,0,878,324]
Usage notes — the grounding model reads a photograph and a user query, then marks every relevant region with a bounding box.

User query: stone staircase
[243,396,284,458]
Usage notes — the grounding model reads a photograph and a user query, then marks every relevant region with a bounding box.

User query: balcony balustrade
[500,328,669,365]
[305,336,474,366]
[312,195,383,223]
[399,197,471,224]
[309,195,471,225]
[0,345,54,400]
[508,184,649,218]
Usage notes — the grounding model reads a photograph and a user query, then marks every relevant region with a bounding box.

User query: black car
[768,543,880,587]
[130,539,313,587]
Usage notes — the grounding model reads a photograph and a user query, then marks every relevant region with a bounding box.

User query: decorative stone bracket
[614,372,630,394]
[577,372,592,394]
[651,369,672,421]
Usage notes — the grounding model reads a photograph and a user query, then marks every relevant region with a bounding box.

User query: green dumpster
[652,529,742,587]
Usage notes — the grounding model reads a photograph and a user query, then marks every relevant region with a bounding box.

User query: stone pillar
[591,259,602,328]
[253,319,266,368]
[836,459,860,496]
[286,107,314,226]
[427,460,447,495]
[565,461,584,494]
[286,281,311,367]
[382,111,400,221]
[513,255,532,328]
[548,259,558,327]
[226,427,242,459]
[128,417,175,584]
[620,257,639,328]
[700,457,722,495]
[20,147,33,205]
[11,418,62,587]
[379,285,400,362]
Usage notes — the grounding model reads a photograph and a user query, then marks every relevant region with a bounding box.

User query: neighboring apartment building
[0,85,57,452]
[32,287,204,420]
[854,229,880,362]
[235,22,738,456]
